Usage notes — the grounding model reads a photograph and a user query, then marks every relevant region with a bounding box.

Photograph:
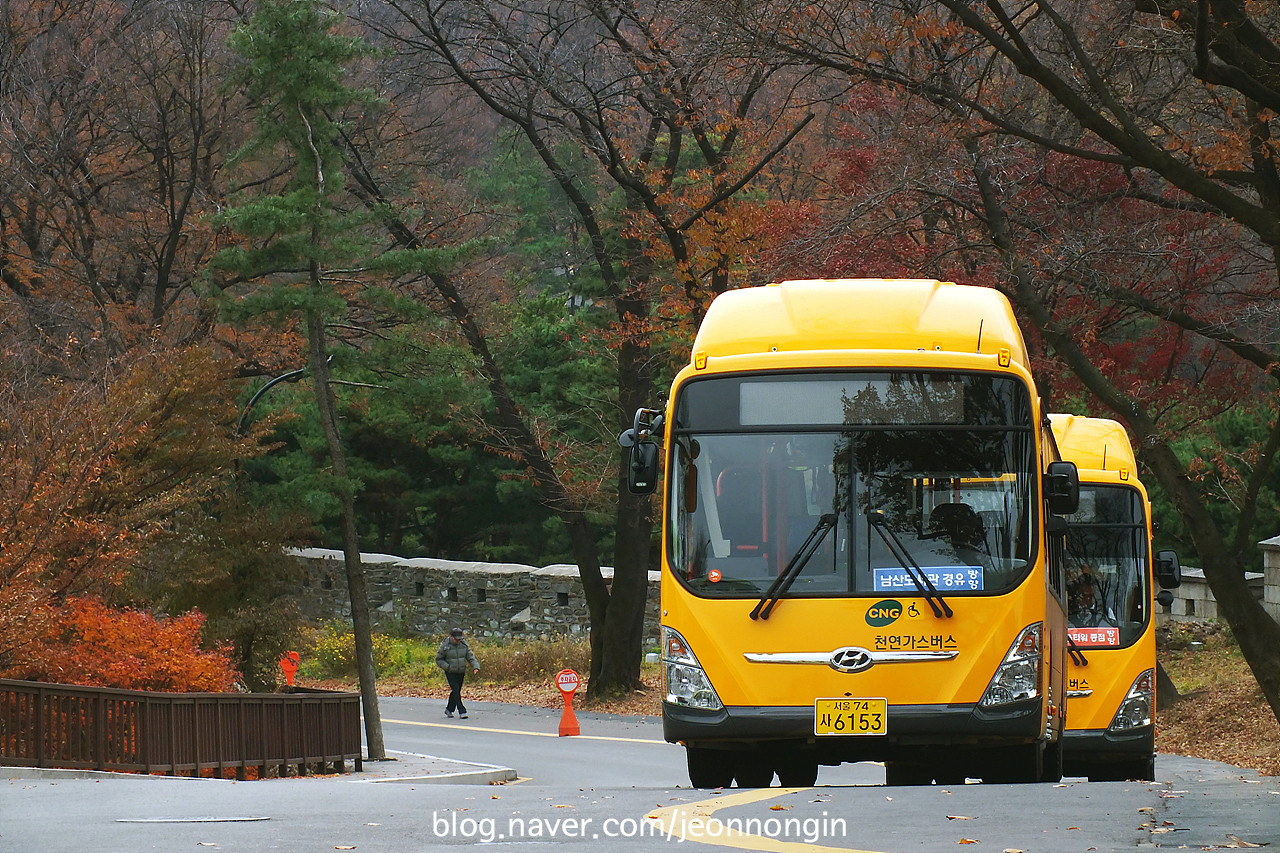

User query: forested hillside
[2,0,1278,725]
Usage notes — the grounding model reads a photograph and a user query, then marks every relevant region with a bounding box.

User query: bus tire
[1040,737,1063,782]
[686,747,734,788]
[934,762,967,786]
[775,753,819,787]
[984,743,1043,784]
[1088,755,1155,782]
[733,752,775,787]
[885,762,933,786]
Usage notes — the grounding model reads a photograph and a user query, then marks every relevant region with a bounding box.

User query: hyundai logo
[828,647,874,673]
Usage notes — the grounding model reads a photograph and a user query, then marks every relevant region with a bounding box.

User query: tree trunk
[965,132,1280,729]
[588,316,658,698]
[1155,661,1181,709]
[306,307,385,760]
[343,163,648,698]
[1140,441,1280,727]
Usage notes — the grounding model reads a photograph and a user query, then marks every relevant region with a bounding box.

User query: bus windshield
[1064,484,1148,647]
[668,371,1037,599]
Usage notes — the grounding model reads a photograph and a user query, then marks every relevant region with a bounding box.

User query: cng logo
[865,599,903,626]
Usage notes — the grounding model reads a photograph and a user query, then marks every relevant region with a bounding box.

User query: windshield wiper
[867,511,953,618]
[750,513,837,621]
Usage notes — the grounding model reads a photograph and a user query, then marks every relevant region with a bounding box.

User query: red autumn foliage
[3,597,240,693]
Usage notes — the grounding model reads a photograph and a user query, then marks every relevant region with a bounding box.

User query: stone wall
[291,548,662,645]
[1159,568,1266,623]
[1254,535,1280,623]
[1160,535,1280,624]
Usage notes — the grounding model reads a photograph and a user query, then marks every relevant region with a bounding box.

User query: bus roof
[1049,414,1138,476]
[691,279,1029,370]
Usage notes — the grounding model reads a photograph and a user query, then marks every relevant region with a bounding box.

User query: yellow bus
[1048,414,1181,781]
[622,279,1080,787]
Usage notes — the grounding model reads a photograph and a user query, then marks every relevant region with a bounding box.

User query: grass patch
[1158,621,1249,693]
[296,624,595,686]
[1157,621,1280,777]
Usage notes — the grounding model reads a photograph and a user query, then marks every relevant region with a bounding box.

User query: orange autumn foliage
[4,597,240,693]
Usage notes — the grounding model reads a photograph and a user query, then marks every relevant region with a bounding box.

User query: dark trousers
[445,671,467,714]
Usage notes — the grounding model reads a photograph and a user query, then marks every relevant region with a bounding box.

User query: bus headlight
[662,627,723,711]
[1108,668,1154,731]
[980,622,1043,707]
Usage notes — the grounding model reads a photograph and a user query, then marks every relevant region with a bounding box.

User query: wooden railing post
[35,684,46,768]
[94,691,106,771]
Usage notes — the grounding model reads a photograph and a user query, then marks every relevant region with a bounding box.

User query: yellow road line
[645,788,889,853]
[383,717,667,745]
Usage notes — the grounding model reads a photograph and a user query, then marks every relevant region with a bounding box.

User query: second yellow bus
[1049,414,1181,781]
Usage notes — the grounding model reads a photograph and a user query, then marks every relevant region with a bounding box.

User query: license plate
[814,697,887,736]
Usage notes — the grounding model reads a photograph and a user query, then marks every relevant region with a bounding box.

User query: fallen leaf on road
[1002,849,1024,853]
[1137,807,1154,812]
[769,804,791,811]
[945,816,974,821]
[1223,836,1264,848]
[335,847,356,850]
[958,838,979,844]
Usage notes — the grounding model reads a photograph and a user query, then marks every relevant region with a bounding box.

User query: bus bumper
[1062,727,1153,774]
[664,698,1045,761]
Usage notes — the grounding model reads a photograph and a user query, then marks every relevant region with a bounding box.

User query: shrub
[473,636,591,682]
[2,596,240,692]
[308,621,397,676]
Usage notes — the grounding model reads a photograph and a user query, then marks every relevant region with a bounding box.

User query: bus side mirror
[627,441,659,494]
[618,407,664,496]
[1045,461,1079,515]
[1155,549,1182,589]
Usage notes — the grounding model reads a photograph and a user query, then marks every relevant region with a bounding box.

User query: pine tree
[215,0,385,759]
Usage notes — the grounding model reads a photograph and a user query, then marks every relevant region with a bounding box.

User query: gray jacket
[435,638,480,674]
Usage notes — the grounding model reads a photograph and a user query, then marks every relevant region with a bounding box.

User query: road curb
[3,751,518,786]
[361,766,518,784]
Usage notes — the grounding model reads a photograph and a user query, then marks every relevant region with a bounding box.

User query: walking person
[435,627,480,719]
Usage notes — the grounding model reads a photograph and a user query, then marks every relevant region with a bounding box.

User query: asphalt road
[2,699,1277,853]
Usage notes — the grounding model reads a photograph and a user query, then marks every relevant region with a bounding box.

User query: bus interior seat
[715,466,763,556]
[929,502,988,553]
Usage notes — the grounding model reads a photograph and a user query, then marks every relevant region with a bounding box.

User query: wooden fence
[0,679,362,778]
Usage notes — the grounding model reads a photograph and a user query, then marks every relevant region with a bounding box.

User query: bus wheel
[733,752,775,787]
[686,747,734,788]
[775,753,819,787]
[1088,755,1155,782]
[933,763,967,786]
[1040,738,1063,782]
[885,762,933,786]
[983,743,1043,784]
